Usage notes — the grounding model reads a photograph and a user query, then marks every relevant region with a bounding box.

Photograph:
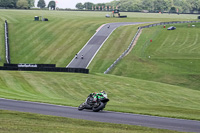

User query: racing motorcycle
[78,92,109,112]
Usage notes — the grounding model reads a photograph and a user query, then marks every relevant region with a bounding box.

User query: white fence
[104,20,200,74]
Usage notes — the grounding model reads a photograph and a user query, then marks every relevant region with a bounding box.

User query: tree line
[76,0,200,13]
[0,0,34,9]
[36,0,56,9]
[1,0,199,13]
[0,0,56,10]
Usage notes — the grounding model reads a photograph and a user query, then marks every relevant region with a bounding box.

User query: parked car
[105,14,110,18]
[167,26,176,30]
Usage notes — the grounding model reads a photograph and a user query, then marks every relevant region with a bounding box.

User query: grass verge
[0,110,182,133]
[106,23,200,91]
[0,71,200,121]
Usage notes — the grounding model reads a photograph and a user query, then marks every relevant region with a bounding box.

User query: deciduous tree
[37,0,46,8]
[48,0,56,10]
[76,3,84,9]
[28,0,35,8]
[83,2,94,10]
[17,0,28,9]
[0,0,17,8]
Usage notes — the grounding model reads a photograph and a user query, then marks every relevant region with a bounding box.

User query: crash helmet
[100,90,106,94]
[100,90,107,98]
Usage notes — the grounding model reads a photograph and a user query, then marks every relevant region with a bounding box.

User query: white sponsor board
[18,64,37,68]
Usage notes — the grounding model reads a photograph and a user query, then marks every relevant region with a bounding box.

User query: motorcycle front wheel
[92,102,105,112]
[78,103,85,111]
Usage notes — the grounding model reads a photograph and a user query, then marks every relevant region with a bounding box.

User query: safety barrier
[5,20,10,64]
[104,28,141,74]
[0,63,89,74]
[139,21,200,29]
[104,20,200,74]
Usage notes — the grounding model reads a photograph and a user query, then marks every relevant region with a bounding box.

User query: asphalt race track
[66,22,150,68]
[1,98,200,132]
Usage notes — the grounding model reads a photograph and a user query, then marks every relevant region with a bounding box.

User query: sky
[35,0,113,9]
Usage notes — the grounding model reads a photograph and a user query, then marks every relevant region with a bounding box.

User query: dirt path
[125,29,143,56]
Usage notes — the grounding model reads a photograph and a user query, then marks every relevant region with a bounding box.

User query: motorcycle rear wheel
[92,102,105,112]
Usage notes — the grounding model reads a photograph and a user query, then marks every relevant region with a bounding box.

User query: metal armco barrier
[5,20,10,64]
[104,20,200,74]
[104,27,141,74]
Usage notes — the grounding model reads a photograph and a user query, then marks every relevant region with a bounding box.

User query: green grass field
[108,23,200,90]
[0,71,200,121]
[0,110,182,133]
[0,9,200,132]
[0,10,199,67]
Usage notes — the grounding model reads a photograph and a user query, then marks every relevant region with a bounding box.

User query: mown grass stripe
[177,30,196,54]
[40,29,76,62]
[155,34,170,53]
[177,32,189,53]
[189,32,200,53]
[10,24,57,63]
[16,21,61,51]
[169,31,180,47]
[0,14,19,23]
[15,20,66,63]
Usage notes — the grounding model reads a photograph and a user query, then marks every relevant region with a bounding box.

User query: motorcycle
[78,93,109,112]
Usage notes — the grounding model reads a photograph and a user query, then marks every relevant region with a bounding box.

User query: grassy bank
[108,23,200,90]
[0,71,200,120]
[0,10,198,67]
[0,110,181,133]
